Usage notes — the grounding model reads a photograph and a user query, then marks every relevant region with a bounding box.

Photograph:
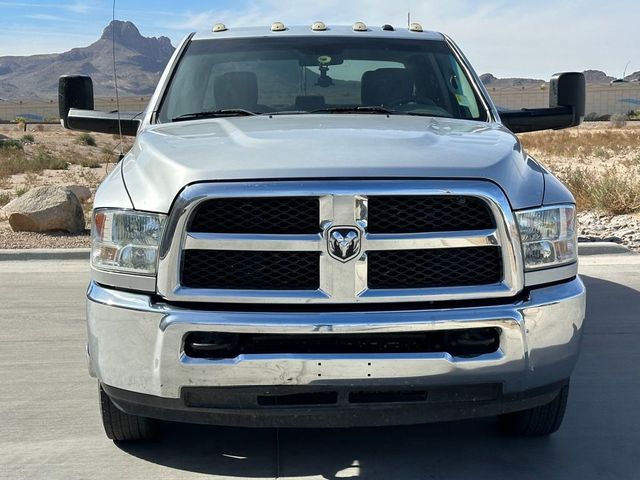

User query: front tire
[499,383,570,436]
[100,385,158,442]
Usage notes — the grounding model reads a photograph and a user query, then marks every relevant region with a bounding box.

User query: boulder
[66,185,92,202]
[4,186,85,233]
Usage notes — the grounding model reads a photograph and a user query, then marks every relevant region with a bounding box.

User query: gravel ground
[578,211,640,251]
[0,193,93,249]
[0,222,90,248]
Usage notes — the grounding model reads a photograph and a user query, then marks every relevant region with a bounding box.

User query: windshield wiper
[310,106,397,115]
[172,109,259,122]
[405,112,453,119]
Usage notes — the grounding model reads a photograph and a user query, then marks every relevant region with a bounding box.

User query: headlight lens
[516,205,577,270]
[92,209,166,276]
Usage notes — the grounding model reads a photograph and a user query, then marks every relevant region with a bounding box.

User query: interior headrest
[214,72,259,110]
[361,68,413,107]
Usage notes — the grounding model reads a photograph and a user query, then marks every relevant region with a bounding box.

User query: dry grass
[520,128,640,159]
[0,192,11,207]
[520,124,640,216]
[558,166,640,214]
[76,133,97,147]
[0,125,128,213]
[0,146,67,178]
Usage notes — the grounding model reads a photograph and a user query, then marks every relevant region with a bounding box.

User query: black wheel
[499,384,570,436]
[100,385,158,442]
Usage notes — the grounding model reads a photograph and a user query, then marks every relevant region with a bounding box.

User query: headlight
[92,209,167,276]
[516,205,577,271]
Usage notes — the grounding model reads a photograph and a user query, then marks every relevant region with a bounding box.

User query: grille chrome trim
[157,181,524,304]
[185,233,323,251]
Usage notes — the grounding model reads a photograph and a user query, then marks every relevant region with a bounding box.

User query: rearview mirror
[499,72,586,134]
[58,75,141,136]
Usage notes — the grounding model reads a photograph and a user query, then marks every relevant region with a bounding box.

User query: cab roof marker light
[212,23,227,33]
[271,22,286,32]
[409,23,423,32]
[353,22,368,32]
[312,21,327,31]
[382,24,395,31]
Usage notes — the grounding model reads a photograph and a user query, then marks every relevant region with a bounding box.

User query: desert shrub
[0,147,67,179]
[78,158,102,168]
[589,169,640,214]
[557,167,592,210]
[77,133,97,147]
[609,113,628,128]
[20,133,35,143]
[15,186,28,197]
[0,138,24,150]
[33,149,67,170]
[0,192,11,207]
[558,166,640,215]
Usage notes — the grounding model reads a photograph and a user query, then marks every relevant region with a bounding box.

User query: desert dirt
[0,123,125,248]
[1,122,639,250]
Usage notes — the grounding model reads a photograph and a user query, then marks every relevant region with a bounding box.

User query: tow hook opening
[183,328,501,360]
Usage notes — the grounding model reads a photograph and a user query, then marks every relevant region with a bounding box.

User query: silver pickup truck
[59,22,586,441]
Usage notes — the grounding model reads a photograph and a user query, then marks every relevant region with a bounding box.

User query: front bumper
[87,277,585,424]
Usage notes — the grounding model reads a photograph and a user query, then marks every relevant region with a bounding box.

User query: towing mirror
[499,72,586,134]
[58,75,141,136]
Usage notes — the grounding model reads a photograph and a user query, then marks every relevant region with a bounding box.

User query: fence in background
[0,97,151,122]
[487,84,640,117]
[1,84,639,122]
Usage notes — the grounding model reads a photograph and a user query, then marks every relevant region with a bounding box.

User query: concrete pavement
[0,256,639,479]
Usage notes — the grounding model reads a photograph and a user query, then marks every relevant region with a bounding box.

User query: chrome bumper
[86,278,586,399]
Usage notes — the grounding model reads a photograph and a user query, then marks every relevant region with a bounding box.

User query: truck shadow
[117,274,640,479]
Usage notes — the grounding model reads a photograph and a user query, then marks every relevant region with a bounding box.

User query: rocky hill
[0,21,174,100]
[481,69,639,88]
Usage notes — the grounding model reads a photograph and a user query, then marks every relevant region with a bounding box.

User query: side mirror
[59,75,94,128]
[58,75,141,136]
[500,72,586,134]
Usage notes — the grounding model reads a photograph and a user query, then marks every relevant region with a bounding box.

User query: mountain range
[0,21,174,100]
[0,21,638,101]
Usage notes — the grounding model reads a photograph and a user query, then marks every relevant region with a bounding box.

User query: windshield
[158,37,487,122]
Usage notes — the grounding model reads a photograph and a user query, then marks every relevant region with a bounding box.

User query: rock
[617,228,637,238]
[4,186,85,233]
[66,185,92,202]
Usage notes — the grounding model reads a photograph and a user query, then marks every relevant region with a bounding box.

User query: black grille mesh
[368,196,494,233]
[190,197,319,234]
[182,251,320,290]
[368,247,502,289]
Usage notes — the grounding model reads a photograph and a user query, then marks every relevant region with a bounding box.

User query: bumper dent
[87,278,585,399]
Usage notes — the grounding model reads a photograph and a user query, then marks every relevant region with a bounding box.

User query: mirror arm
[500,106,574,134]
[67,108,141,136]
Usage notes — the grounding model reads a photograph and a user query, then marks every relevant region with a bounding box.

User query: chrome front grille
[157,180,524,304]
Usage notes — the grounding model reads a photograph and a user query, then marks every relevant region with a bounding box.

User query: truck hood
[121,115,543,213]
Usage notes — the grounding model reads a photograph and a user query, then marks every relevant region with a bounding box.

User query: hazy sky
[0,0,637,78]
